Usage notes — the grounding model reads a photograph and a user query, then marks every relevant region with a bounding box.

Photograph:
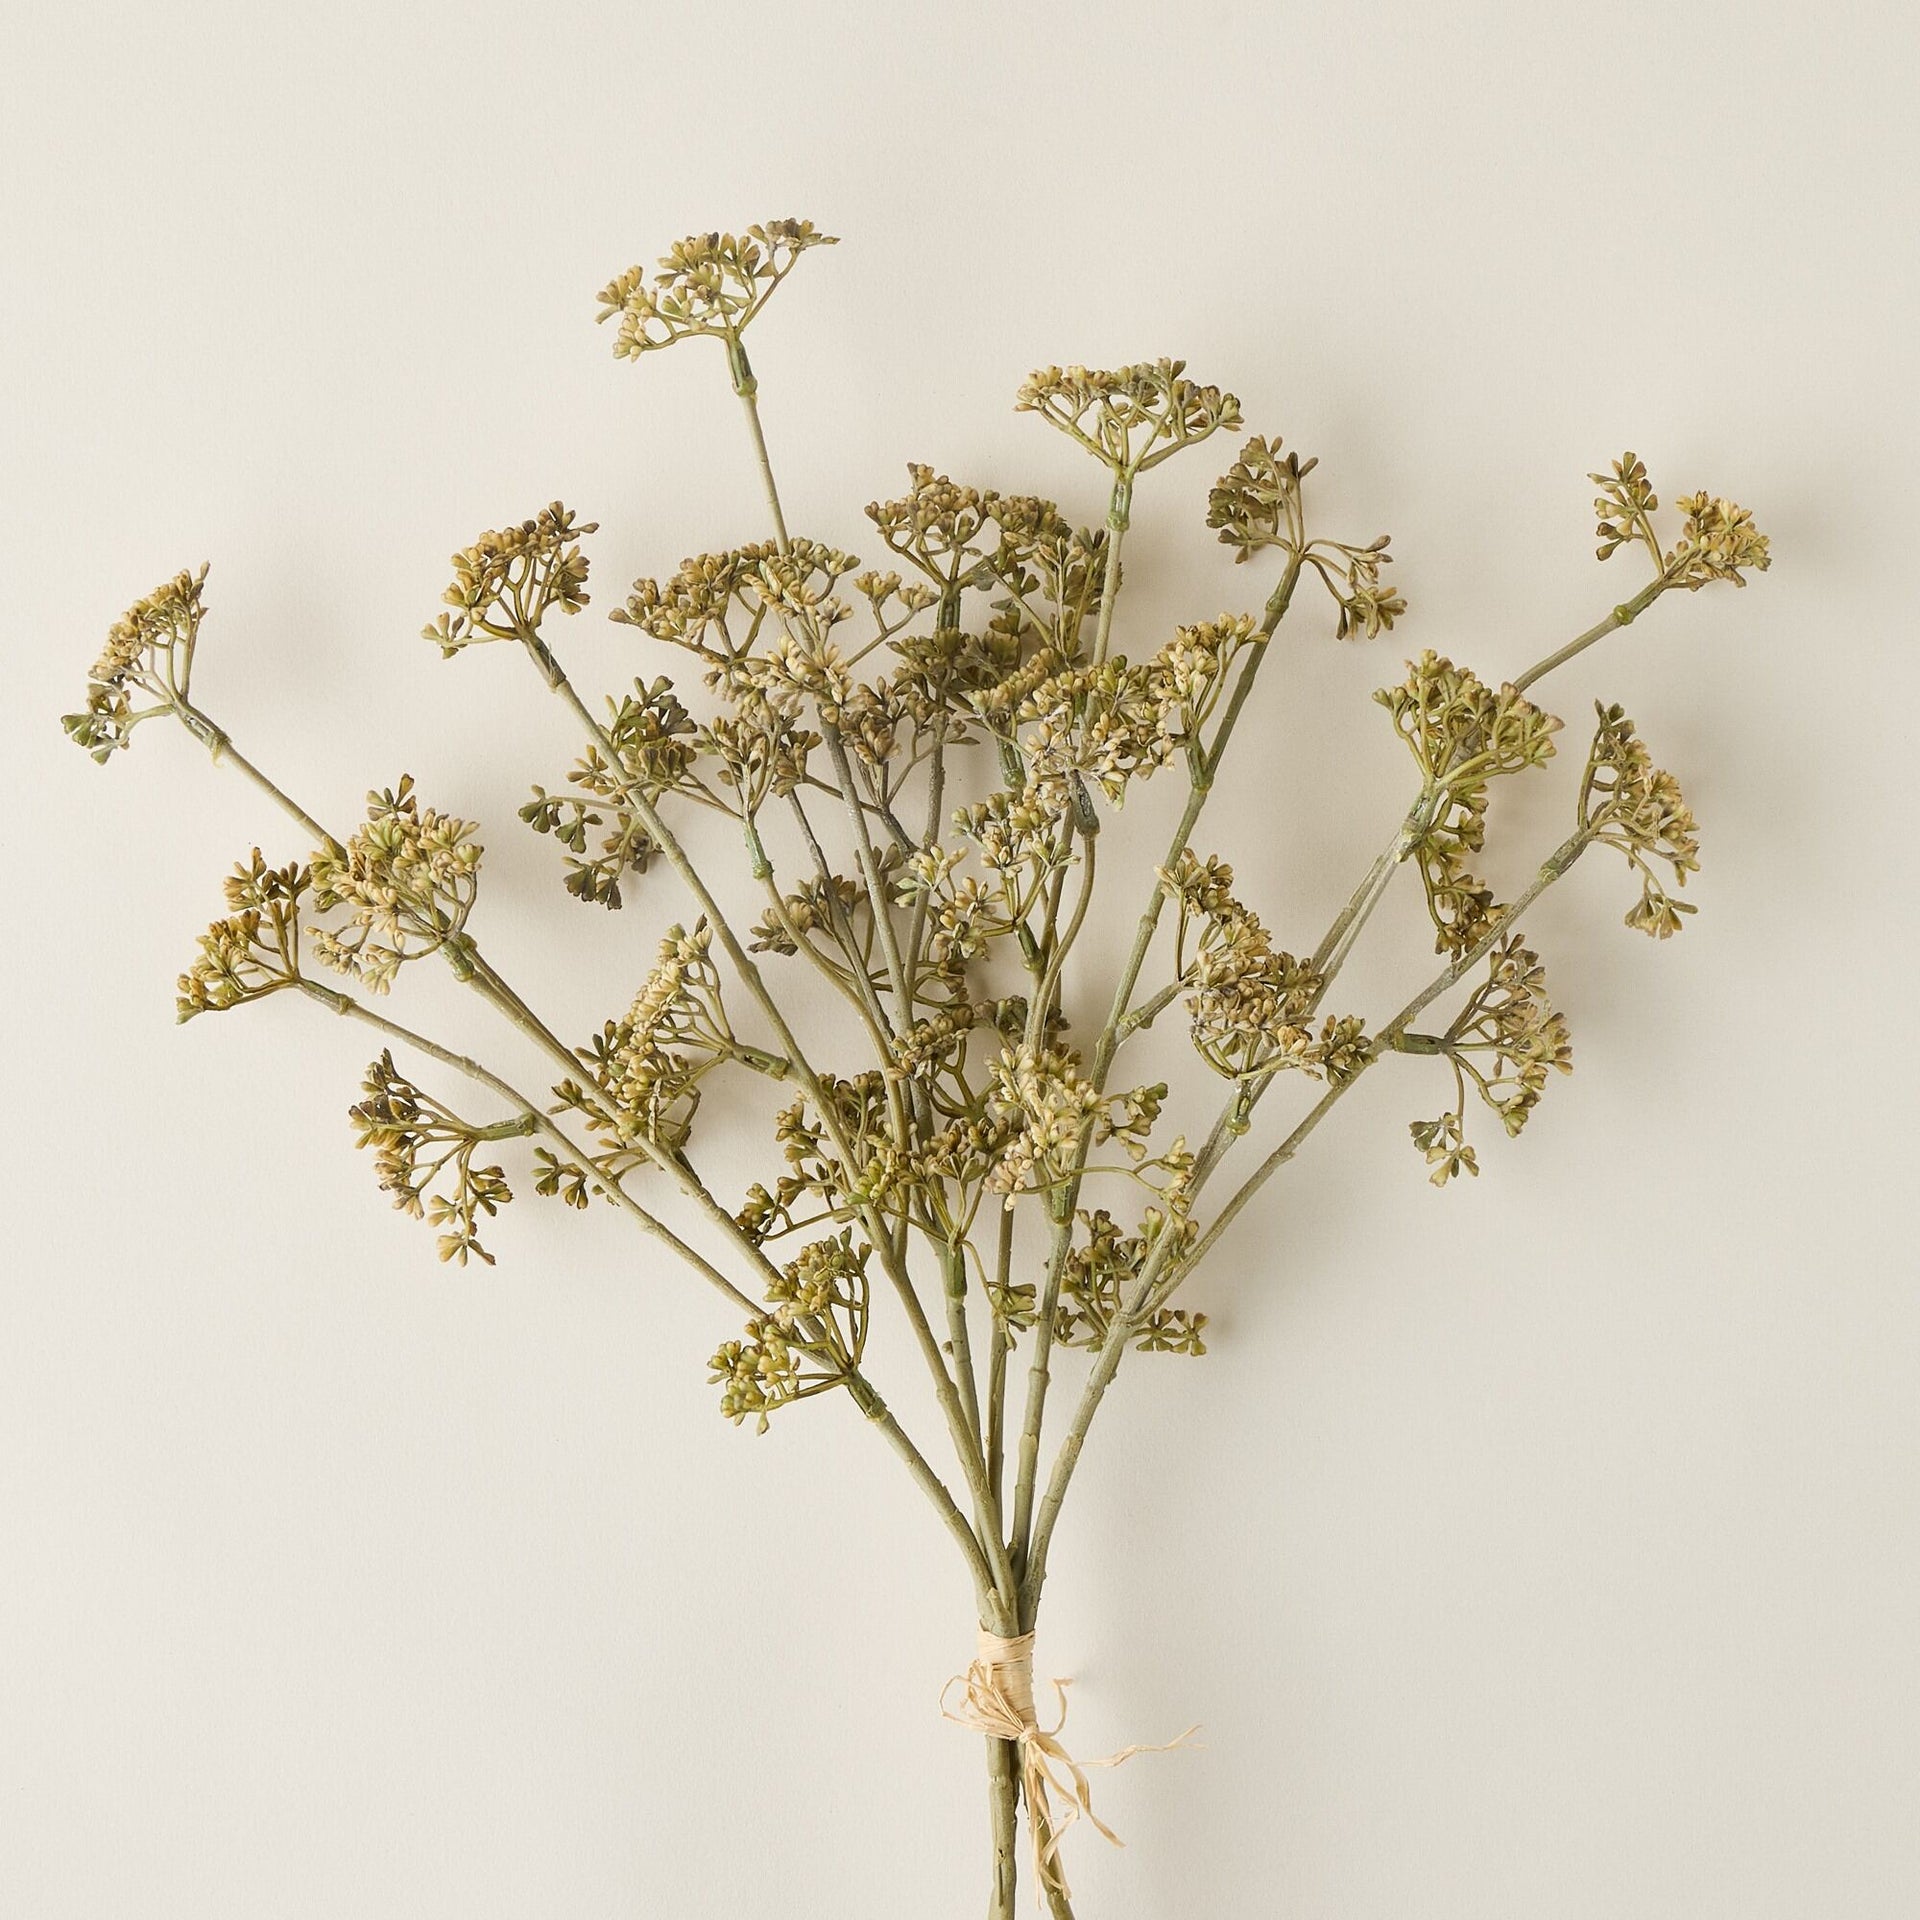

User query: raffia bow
[941,1628,1197,1900]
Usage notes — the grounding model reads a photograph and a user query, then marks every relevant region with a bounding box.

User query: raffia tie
[941,1628,1197,1901]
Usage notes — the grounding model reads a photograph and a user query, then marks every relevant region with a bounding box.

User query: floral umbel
[63,564,210,759]
[349,1051,526,1266]
[422,502,597,662]
[67,219,1770,1919]
[595,220,837,361]
[307,778,483,992]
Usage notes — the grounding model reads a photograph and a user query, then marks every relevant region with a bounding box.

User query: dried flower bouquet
[66,220,1769,1916]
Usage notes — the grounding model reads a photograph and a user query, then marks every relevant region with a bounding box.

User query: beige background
[5,2,1917,1914]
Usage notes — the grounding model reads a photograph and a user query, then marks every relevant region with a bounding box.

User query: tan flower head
[424,503,597,656]
[1581,704,1701,936]
[308,777,483,992]
[1592,451,1770,588]
[1016,359,1242,479]
[596,219,837,360]
[64,565,210,760]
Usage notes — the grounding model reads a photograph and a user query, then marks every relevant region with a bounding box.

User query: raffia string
[941,1628,1197,1900]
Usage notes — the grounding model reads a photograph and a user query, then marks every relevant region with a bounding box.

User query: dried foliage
[67,219,1770,1918]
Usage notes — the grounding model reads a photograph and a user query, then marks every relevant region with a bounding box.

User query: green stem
[530,645,1021,1617]
[986,1206,1014,1513]
[727,334,790,553]
[1511,575,1666,695]
[1308,574,1672,1009]
[841,1369,1001,1603]
[985,1732,1022,1920]
[1005,829,1099,1571]
[1009,1202,1074,1577]
[904,691,953,1001]
[159,691,1005,1609]
[1088,478,1131,668]
[178,700,340,853]
[941,1239,987,1490]
[295,979,761,1316]
[1092,554,1305,1095]
[821,725,913,1024]
[783,790,898,1054]
[1020,824,1597,1616]
[1308,787,1438,983]
[1009,554,1305,1595]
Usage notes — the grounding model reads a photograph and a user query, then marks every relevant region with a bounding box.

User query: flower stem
[1511,575,1667,695]
[727,335,790,553]
[1010,551,1305,1601]
[1019,824,1597,1615]
[985,1731,1021,1919]
[1307,574,1674,1010]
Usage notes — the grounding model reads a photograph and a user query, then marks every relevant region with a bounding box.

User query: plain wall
[4,3,1916,1915]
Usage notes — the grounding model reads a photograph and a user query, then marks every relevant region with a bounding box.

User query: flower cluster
[1593,452,1771,589]
[859,469,1116,715]
[1016,359,1242,479]
[1318,537,1406,640]
[348,1050,519,1265]
[978,1046,1173,1205]
[745,1071,899,1240]
[765,1232,870,1351]
[1409,1111,1478,1186]
[705,708,820,813]
[63,565,209,759]
[1160,852,1368,1083]
[595,220,837,361]
[1409,801,1500,958]
[1450,937,1573,1130]
[1207,434,1404,636]
[518,779,653,912]
[615,539,861,683]
[308,778,482,992]
[520,677,708,908]
[902,837,1043,976]
[566,921,768,1162]
[1053,1208,1207,1355]
[422,503,597,657]
[1405,938,1572,1185]
[1666,493,1772,591]
[954,615,1266,845]
[1580,704,1702,936]
[983,494,1110,659]
[1592,452,1664,566]
[1376,652,1563,792]
[708,1229,874,1433]
[707,1321,803,1431]
[866,464,998,589]
[951,785,1062,882]
[175,851,311,1022]
[983,1046,1107,1201]
[748,871,865,957]
[1207,435,1314,562]
[1005,658,1176,810]
[1377,654,1563,956]
[750,595,856,719]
